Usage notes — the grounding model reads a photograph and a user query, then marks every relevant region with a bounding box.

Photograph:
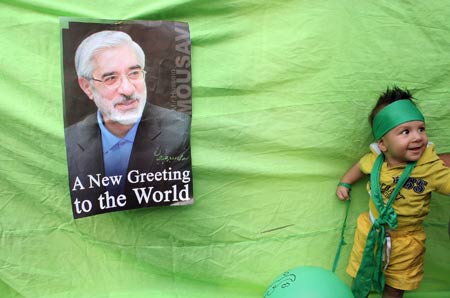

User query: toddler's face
[378,121,428,167]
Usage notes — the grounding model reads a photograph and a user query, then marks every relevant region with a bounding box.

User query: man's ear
[78,77,94,100]
[378,139,387,152]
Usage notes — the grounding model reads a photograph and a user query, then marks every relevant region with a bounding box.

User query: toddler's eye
[401,130,409,135]
[419,127,426,133]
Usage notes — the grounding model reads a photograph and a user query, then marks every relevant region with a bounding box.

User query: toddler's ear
[377,139,387,152]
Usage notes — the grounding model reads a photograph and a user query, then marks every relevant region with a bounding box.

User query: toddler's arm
[336,161,364,201]
[438,153,450,167]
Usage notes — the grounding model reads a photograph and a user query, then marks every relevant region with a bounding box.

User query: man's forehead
[93,44,140,73]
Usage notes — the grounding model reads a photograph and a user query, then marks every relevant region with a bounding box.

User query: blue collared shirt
[97,111,140,196]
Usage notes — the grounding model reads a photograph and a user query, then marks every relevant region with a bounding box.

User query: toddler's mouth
[408,146,423,152]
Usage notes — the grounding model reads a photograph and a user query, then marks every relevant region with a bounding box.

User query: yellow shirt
[360,143,450,230]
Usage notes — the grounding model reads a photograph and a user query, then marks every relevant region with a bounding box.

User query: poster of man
[61,20,193,218]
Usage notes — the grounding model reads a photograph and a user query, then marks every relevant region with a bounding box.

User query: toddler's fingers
[336,189,349,201]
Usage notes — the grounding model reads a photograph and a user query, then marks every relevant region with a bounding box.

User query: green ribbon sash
[352,154,416,298]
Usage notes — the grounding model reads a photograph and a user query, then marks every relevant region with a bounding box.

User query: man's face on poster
[79,44,147,125]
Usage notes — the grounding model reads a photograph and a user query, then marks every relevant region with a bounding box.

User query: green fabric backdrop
[0,1,449,297]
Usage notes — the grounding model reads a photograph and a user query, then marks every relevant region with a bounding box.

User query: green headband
[372,100,424,140]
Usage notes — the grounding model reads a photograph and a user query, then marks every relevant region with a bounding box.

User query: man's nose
[117,74,135,96]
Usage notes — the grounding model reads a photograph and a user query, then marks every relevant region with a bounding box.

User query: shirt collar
[97,110,141,153]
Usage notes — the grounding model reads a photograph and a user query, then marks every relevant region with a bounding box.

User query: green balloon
[264,266,354,298]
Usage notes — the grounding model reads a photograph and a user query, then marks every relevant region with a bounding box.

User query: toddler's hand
[336,186,350,201]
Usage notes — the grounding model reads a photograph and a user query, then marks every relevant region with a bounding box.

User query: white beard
[92,89,147,125]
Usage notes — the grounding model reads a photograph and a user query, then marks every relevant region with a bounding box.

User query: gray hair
[75,30,145,78]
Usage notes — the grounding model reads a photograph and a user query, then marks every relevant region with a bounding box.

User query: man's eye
[128,70,141,79]
[104,75,118,83]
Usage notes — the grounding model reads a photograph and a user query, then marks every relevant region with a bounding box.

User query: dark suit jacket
[64,103,192,218]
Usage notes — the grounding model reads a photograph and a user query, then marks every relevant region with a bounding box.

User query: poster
[61,20,193,218]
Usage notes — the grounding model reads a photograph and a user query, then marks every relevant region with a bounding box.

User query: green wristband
[338,182,352,190]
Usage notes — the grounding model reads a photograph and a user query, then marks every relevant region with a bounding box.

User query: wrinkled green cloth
[1,2,450,297]
[352,155,416,298]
